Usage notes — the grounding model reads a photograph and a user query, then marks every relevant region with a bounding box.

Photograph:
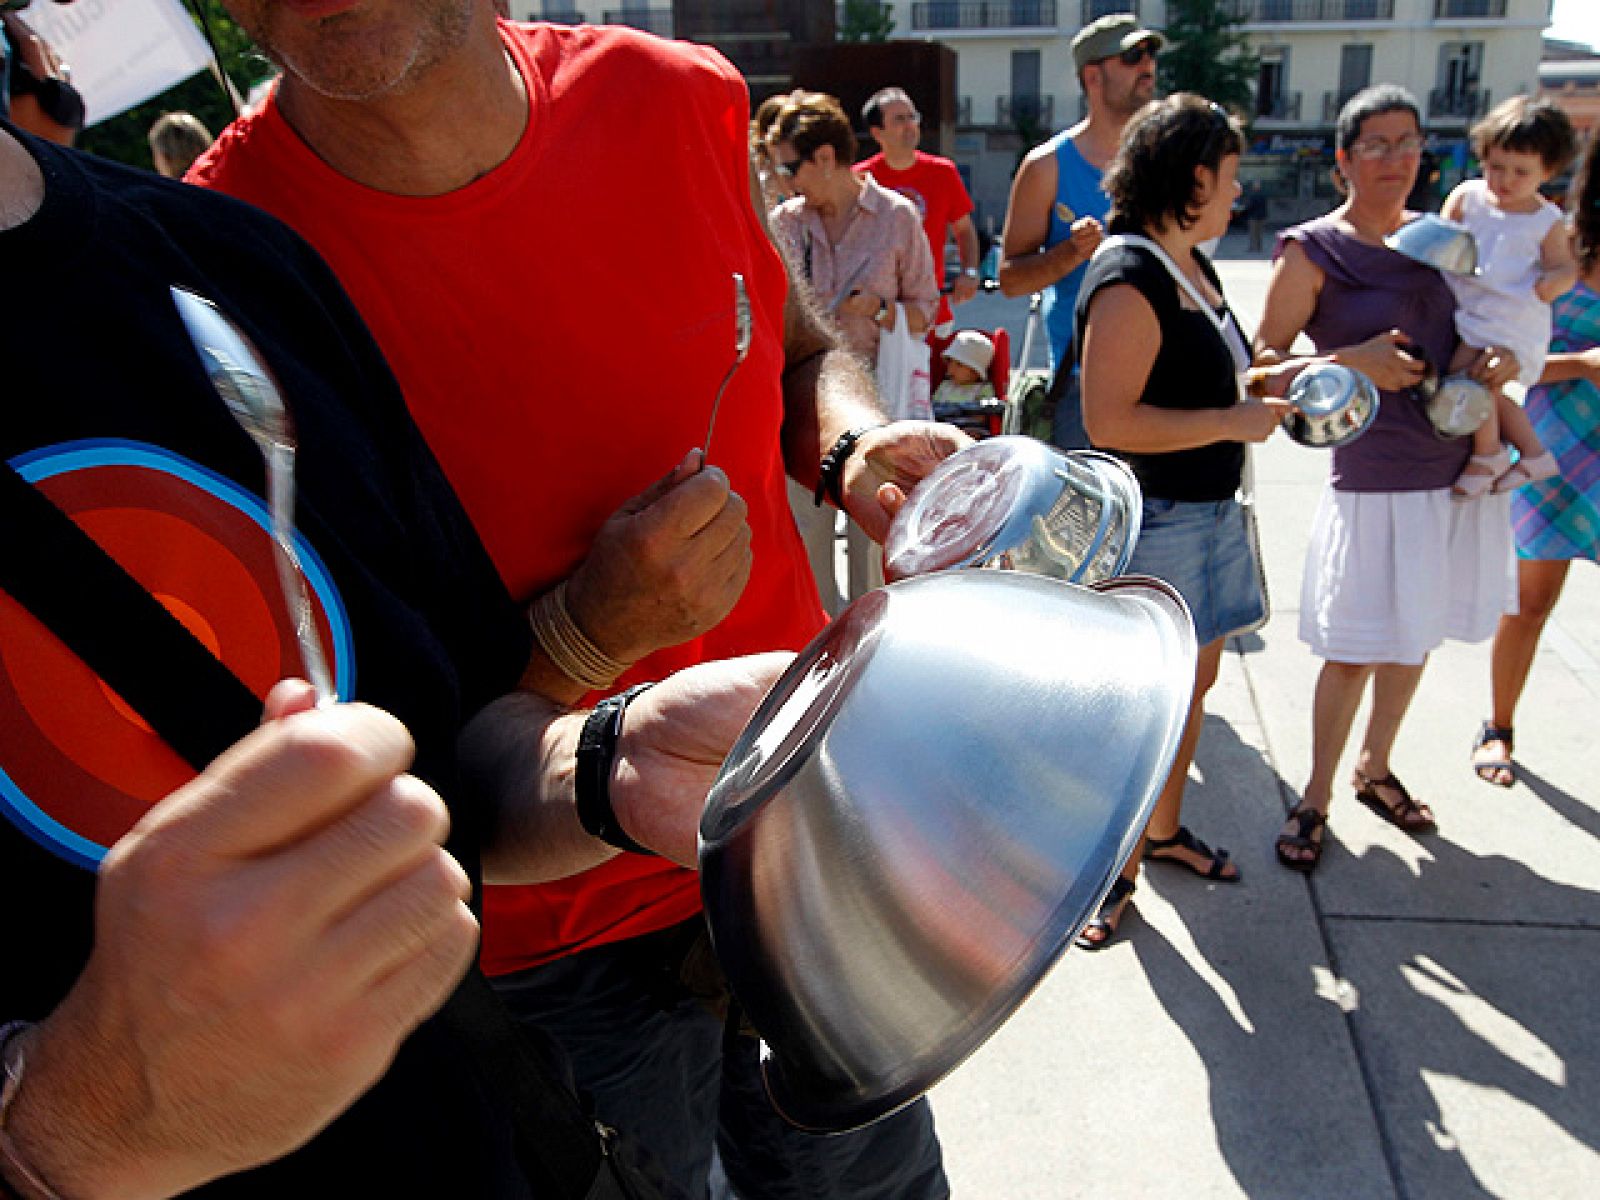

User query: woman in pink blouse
[766,92,939,359]
[766,91,941,602]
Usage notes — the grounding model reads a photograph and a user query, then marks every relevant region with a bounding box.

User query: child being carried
[1441,96,1576,499]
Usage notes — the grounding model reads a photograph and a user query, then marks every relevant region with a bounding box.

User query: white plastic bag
[874,304,932,422]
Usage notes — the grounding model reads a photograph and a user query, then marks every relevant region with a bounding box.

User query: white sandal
[1492,450,1560,494]
[1453,447,1511,501]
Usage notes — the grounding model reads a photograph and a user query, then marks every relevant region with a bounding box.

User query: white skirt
[1299,486,1517,665]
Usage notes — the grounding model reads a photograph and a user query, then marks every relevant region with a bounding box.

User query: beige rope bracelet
[529,581,631,693]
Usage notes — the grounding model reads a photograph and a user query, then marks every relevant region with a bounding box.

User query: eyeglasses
[1116,43,1159,67]
[1348,135,1426,161]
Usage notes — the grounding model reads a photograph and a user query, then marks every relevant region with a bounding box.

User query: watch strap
[574,684,656,856]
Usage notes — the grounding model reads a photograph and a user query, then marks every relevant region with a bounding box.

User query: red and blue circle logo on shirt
[0,440,355,871]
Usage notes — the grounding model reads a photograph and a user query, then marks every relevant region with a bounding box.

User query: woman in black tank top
[1072,95,1288,947]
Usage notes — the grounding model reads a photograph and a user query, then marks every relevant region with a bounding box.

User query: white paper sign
[21,0,215,127]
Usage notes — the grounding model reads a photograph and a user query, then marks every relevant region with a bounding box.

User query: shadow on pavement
[1123,717,1600,1199]
[1512,763,1600,848]
[1322,834,1600,1199]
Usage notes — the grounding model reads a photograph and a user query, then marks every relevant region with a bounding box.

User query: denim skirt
[1126,496,1266,646]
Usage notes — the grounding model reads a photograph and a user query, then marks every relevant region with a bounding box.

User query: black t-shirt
[0,129,541,1196]
[1075,240,1246,503]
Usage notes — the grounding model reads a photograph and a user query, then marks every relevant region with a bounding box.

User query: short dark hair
[1335,84,1421,156]
[1471,96,1577,174]
[1104,94,1245,234]
[147,111,213,172]
[862,87,913,131]
[770,91,857,165]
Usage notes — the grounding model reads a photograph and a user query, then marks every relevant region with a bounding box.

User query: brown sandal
[1276,806,1327,873]
[1353,768,1435,833]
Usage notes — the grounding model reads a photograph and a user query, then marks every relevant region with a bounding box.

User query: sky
[1549,0,1600,50]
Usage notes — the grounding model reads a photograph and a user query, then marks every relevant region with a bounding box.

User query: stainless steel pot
[1422,373,1494,438]
[1281,363,1381,449]
[882,436,1142,585]
[1383,214,1480,276]
[699,571,1197,1132]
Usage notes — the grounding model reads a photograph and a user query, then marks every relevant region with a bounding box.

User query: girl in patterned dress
[1474,132,1600,785]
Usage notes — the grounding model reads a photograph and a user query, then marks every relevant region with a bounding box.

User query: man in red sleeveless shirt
[857,87,980,309]
[190,4,959,1197]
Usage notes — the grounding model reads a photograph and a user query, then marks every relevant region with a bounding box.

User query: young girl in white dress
[1441,96,1577,498]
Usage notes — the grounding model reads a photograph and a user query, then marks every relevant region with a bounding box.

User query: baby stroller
[928,286,1055,443]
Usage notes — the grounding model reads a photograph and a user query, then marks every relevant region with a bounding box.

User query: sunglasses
[770,154,808,179]
[1115,43,1159,67]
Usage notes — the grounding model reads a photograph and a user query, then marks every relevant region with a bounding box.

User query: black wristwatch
[814,425,881,508]
[575,683,656,856]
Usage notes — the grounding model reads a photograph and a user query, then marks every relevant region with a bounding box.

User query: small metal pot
[1422,373,1494,438]
[1281,363,1381,449]
[1383,214,1481,276]
[882,436,1142,585]
[699,570,1197,1132]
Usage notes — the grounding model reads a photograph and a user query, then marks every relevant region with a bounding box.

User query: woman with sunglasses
[1255,85,1520,872]
[1073,95,1290,947]
[766,91,939,601]
[766,92,938,362]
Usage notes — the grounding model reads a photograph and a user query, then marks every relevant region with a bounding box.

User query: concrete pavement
[912,234,1600,1198]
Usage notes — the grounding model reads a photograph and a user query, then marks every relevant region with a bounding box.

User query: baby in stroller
[931,329,1007,437]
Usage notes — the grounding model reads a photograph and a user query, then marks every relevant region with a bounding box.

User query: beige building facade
[504,1,1557,229]
[880,0,1554,228]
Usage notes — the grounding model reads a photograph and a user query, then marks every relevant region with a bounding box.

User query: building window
[1434,40,1485,117]
[1256,46,1290,119]
[1007,49,1046,126]
[1338,44,1371,105]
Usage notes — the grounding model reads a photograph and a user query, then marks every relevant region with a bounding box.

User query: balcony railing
[602,8,673,36]
[1434,0,1505,16]
[538,8,585,24]
[1256,91,1301,120]
[1322,89,1366,121]
[1080,0,1139,22]
[956,95,973,125]
[1429,87,1490,118]
[997,94,1054,127]
[911,1,1056,30]
[1223,0,1394,20]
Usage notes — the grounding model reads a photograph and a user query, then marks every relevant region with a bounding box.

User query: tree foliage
[76,0,270,169]
[838,0,895,44]
[1157,0,1258,116]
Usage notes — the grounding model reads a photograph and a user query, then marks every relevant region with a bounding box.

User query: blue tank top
[1043,133,1112,372]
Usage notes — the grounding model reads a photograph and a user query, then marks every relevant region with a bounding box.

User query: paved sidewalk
[915,239,1600,1198]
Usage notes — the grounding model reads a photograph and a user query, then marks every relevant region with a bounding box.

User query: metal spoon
[170,285,337,704]
[702,272,752,460]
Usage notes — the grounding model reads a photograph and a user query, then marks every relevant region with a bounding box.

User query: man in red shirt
[858,86,981,310]
[190,4,959,1198]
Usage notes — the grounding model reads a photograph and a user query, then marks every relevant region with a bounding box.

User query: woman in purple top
[1255,86,1521,872]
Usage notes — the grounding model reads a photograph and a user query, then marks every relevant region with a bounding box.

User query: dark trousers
[493,920,949,1200]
